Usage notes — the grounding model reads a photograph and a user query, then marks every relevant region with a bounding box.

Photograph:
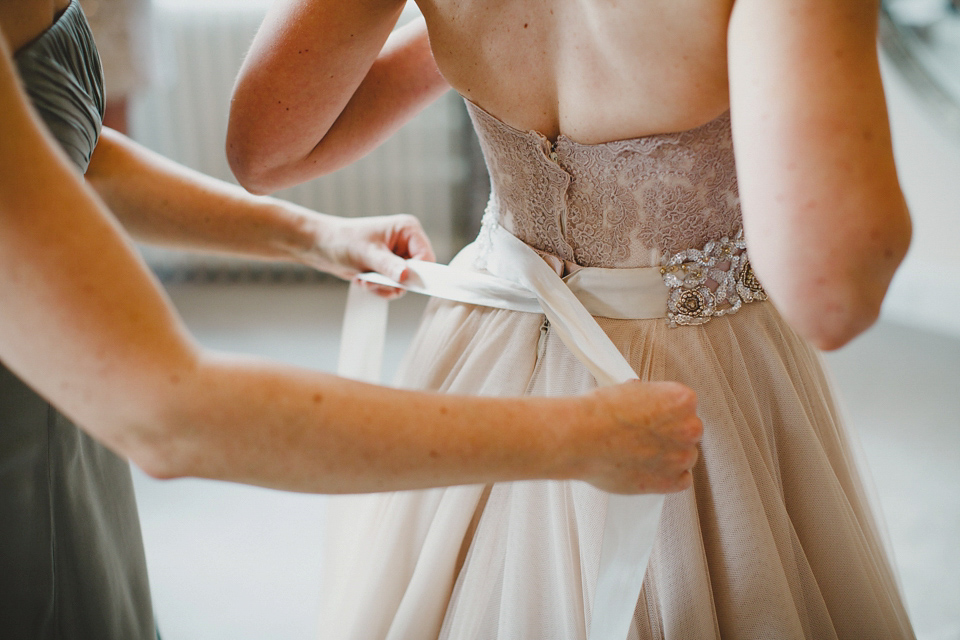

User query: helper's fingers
[390,214,436,262]
[362,244,409,283]
[354,276,406,299]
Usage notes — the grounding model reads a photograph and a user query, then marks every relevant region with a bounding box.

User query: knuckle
[660,476,683,493]
[401,213,422,228]
[677,386,698,409]
[672,448,698,470]
[658,382,697,409]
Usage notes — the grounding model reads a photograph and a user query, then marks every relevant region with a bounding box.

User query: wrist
[275,203,337,270]
[525,395,593,483]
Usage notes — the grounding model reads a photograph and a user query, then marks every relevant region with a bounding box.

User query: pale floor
[135,282,960,640]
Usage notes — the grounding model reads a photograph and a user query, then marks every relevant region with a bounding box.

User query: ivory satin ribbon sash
[338,223,671,640]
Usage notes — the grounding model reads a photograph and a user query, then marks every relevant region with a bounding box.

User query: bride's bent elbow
[782,245,909,350]
[761,208,911,351]
[224,122,290,195]
[227,148,334,196]
[773,266,899,350]
[226,125,335,195]
[226,120,355,193]
[803,302,881,351]
[226,141,279,196]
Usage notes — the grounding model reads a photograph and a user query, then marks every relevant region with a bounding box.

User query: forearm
[86,128,322,262]
[147,352,580,492]
[228,6,450,193]
[141,346,699,495]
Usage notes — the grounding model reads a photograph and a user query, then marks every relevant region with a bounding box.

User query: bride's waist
[493,206,743,271]
[470,219,767,327]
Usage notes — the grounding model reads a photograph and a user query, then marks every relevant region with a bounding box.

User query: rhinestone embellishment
[660,230,767,327]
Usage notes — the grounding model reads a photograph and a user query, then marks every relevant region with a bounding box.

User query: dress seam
[46,405,61,640]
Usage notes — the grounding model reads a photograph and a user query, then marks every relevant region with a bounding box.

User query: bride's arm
[227,0,449,194]
[0,37,700,495]
[727,0,911,350]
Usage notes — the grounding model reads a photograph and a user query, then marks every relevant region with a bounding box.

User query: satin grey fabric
[1,3,154,637]
[14,0,104,171]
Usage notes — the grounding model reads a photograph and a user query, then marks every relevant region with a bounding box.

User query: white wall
[880,54,960,339]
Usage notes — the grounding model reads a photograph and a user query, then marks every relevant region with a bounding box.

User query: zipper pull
[536,317,550,360]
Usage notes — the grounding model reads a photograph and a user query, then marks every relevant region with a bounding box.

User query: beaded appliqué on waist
[660,230,767,327]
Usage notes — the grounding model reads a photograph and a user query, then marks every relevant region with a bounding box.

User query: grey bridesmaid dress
[1,2,154,637]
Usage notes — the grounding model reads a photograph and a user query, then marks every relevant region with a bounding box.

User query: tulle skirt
[319,298,915,639]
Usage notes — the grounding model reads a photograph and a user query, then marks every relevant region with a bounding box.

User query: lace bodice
[466,99,743,269]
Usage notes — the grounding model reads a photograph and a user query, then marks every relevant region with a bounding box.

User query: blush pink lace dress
[318,100,916,640]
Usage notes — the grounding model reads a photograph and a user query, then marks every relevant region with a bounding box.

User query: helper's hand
[298,213,435,297]
[573,380,702,494]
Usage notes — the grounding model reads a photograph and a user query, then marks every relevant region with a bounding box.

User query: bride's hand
[297,213,435,298]
[573,380,702,495]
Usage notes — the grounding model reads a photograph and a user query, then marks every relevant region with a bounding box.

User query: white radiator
[130,1,473,279]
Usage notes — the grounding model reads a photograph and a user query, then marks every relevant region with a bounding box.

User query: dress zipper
[545,141,570,238]
[524,316,551,395]
[536,317,550,362]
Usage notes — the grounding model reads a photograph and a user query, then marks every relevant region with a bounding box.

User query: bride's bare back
[417,0,734,142]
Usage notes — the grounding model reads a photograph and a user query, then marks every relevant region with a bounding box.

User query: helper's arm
[227,0,449,194]
[87,127,434,284]
[0,36,700,496]
[728,0,911,350]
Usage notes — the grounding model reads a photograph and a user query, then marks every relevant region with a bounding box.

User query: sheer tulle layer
[319,300,914,640]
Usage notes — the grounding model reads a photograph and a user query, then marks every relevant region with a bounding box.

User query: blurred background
[88,0,960,638]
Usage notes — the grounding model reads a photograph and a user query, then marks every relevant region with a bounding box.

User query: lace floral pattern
[465,100,743,269]
[467,104,575,262]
